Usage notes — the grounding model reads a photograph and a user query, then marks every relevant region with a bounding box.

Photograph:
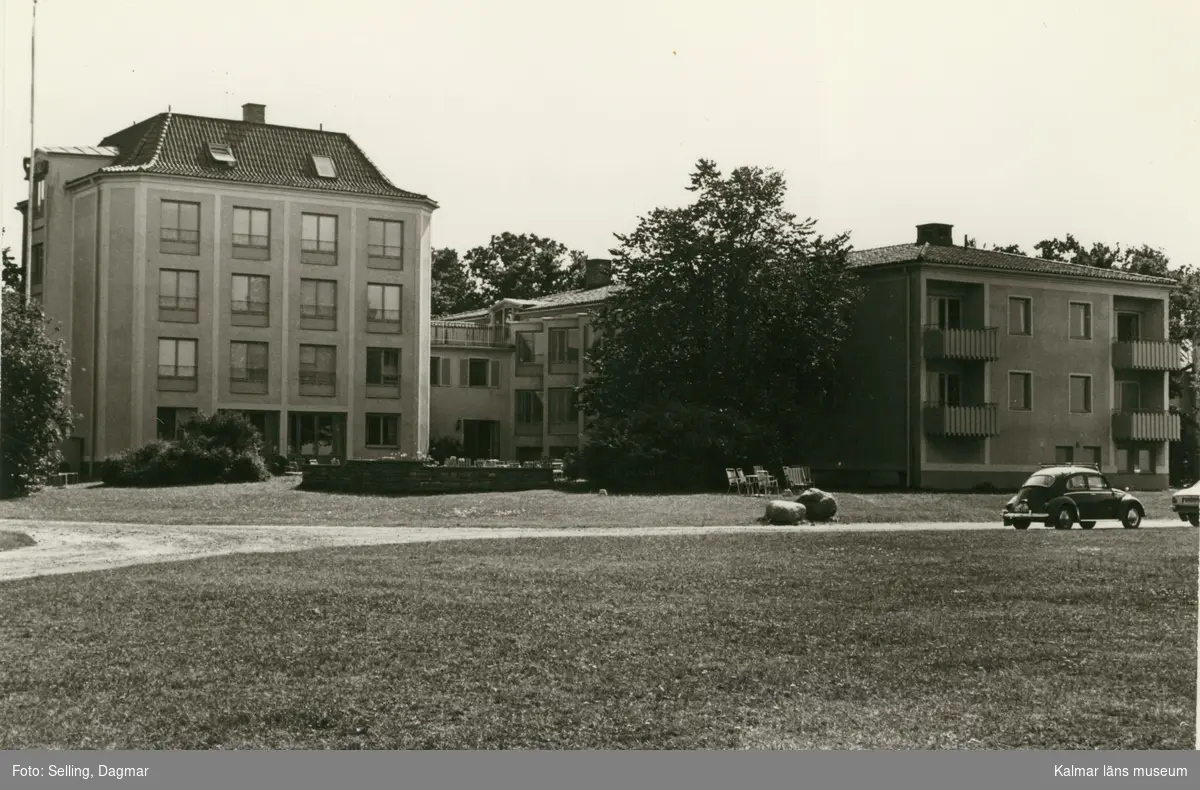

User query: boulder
[796,488,838,522]
[764,499,807,525]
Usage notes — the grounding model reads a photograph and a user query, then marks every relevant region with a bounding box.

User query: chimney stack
[583,258,613,289]
[915,223,954,247]
[242,103,266,124]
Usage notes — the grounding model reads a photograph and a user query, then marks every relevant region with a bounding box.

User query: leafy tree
[578,159,862,490]
[1,293,74,497]
[463,232,587,304]
[431,247,485,317]
[962,238,1025,255]
[2,247,23,294]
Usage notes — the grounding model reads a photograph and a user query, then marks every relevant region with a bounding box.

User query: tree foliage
[2,247,23,293]
[101,411,270,487]
[577,159,862,490]
[431,247,485,317]
[1,290,75,497]
[463,232,586,304]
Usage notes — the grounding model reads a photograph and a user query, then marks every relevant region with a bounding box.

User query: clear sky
[2,0,1197,264]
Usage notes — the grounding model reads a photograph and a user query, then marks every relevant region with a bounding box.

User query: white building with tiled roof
[16,103,437,472]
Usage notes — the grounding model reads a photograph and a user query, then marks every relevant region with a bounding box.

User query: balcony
[1111,409,1180,442]
[923,326,999,361]
[431,321,512,348]
[1111,340,1186,371]
[923,403,999,437]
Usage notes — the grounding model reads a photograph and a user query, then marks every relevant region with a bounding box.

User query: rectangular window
[1008,371,1032,410]
[1115,381,1141,412]
[1055,446,1073,465]
[231,274,270,316]
[549,327,581,364]
[33,178,46,219]
[160,200,200,253]
[158,269,199,322]
[929,296,962,330]
[157,338,198,390]
[300,279,337,327]
[301,213,337,253]
[1069,375,1092,413]
[30,243,45,290]
[367,283,402,330]
[430,355,451,387]
[299,344,337,394]
[516,331,538,365]
[516,390,544,424]
[311,155,337,179]
[290,412,340,458]
[366,348,401,386]
[365,414,400,447]
[460,357,501,388]
[232,207,270,249]
[1080,446,1101,467]
[548,388,578,424]
[929,372,962,406]
[230,341,269,381]
[156,406,199,440]
[368,219,403,260]
[1069,302,1092,340]
[1116,312,1141,342]
[1116,446,1155,474]
[1008,296,1031,335]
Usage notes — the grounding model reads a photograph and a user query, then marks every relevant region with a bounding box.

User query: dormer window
[310,154,337,178]
[206,142,236,166]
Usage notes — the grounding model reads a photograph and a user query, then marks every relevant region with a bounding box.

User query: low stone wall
[300,459,555,495]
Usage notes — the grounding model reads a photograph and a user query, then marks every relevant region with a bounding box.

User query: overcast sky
[2,0,1197,265]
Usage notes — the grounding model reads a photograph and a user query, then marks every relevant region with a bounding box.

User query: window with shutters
[430,355,452,387]
[461,357,500,388]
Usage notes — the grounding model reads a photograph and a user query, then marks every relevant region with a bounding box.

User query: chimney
[915,223,954,246]
[242,103,266,124]
[583,258,613,289]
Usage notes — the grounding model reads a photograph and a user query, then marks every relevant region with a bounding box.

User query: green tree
[431,247,485,316]
[577,159,862,490]
[463,232,586,304]
[2,246,23,294]
[1,293,75,497]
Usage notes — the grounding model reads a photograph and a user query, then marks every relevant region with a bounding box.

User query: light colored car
[1169,481,1200,527]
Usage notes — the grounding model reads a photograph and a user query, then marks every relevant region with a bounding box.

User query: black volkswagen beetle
[1001,464,1146,530]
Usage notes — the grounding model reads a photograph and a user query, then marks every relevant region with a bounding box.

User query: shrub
[428,435,464,464]
[100,413,271,487]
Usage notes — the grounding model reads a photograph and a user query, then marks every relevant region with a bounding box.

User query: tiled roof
[434,285,619,321]
[848,243,1175,285]
[75,112,433,204]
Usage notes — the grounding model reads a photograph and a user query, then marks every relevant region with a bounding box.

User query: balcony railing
[1111,409,1180,442]
[431,321,512,348]
[1111,340,1186,371]
[923,402,999,437]
[922,326,999,361]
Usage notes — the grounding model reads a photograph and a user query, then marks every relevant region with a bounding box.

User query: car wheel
[1012,520,1030,530]
[1051,506,1074,530]
[1120,504,1142,529]
[1189,515,1198,527]
[1080,521,1096,530]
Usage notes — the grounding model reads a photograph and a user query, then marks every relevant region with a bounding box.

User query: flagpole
[26,0,37,301]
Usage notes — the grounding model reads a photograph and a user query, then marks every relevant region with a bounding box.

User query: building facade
[810,223,1184,490]
[18,104,437,473]
[427,261,612,461]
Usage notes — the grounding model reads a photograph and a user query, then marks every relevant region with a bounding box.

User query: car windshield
[1020,474,1054,488]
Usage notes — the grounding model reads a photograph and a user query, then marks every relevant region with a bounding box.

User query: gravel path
[0,518,1188,583]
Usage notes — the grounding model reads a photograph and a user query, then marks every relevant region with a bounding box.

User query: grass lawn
[0,475,1179,527]
[0,531,35,552]
[0,530,1194,749]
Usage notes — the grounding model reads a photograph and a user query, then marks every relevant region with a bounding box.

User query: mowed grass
[0,531,35,552]
[0,530,1194,749]
[0,475,1178,526]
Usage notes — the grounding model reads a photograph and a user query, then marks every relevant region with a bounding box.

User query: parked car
[1169,481,1200,527]
[1001,464,1146,530]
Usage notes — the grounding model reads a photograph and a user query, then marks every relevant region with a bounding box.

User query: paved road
[0,518,1193,583]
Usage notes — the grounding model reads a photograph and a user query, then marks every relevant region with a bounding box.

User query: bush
[428,435,464,464]
[267,455,293,476]
[100,412,271,487]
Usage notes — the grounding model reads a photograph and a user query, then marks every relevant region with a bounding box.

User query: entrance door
[462,420,500,460]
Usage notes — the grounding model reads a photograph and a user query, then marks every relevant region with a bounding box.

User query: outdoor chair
[783,466,814,490]
[551,460,566,482]
[754,465,779,495]
[736,468,757,495]
[725,468,744,494]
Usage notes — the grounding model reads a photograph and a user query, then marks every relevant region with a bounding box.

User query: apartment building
[17,103,437,473]
[427,260,612,460]
[812,223,1184,490]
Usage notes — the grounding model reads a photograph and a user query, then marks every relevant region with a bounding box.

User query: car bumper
[1002,511,1047,525]
[1170,503,1198,518]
